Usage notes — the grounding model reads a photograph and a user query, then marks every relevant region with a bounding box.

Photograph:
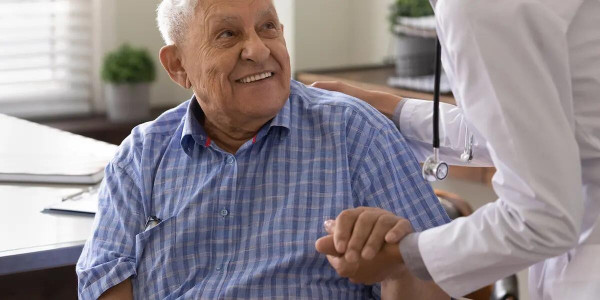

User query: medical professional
[313,0,600,298]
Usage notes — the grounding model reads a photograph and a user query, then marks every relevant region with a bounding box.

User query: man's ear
[159,45,191,89]
[280,24,287,46]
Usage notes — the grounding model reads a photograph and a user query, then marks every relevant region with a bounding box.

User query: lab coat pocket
[134,216,181,297]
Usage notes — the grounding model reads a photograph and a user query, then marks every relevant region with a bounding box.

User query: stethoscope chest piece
[423,150,449,182]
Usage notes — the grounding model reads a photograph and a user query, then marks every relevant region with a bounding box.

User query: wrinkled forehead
[195,0,278,24]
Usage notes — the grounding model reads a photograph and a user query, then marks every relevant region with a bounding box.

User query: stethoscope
[422,39,474,182]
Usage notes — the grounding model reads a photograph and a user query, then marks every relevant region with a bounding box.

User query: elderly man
[76,0,450,299]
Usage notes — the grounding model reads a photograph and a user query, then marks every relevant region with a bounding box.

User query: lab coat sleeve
[394,98,493,166]
[415,0,584,297]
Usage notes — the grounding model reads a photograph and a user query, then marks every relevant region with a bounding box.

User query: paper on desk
[43,189,98,215]
[0,114,117,184]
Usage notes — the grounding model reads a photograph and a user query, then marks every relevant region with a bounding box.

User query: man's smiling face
[180,0,291,126]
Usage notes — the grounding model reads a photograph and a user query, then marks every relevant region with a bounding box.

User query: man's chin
[241,99,287,120]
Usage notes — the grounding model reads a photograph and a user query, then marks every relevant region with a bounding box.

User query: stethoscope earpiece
[460,130,474,163]
[460,152,471,163]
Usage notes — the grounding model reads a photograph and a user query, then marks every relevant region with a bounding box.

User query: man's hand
[325,207,413,262]
[314,207,414,284]
[315,230,405,285]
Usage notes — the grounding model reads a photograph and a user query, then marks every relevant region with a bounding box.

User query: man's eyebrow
[257,7,277,20]
[206,14,241,26]
[204,8,277,27]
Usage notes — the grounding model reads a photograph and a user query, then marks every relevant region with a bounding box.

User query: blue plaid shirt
[76,80,449,299]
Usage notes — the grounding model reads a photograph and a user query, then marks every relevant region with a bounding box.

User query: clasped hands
[315,207,414,285]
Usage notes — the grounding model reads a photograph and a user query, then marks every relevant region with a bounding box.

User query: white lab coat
[399,0,600,298]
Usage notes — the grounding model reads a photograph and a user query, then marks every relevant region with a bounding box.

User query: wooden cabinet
[296,65,495,186]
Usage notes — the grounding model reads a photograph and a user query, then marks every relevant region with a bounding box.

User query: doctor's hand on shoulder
[311,81,402,119]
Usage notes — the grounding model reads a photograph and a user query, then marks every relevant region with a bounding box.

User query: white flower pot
[105,83,151,122]
[394,34,436,77]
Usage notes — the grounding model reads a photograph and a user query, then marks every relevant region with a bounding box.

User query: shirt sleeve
[76,161,145,299]
[351,120,451,232]
[348,118,450,299]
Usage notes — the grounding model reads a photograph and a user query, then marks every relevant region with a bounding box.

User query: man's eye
[263,22,277,30]
[218,30,234,39]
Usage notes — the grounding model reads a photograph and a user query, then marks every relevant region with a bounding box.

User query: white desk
[0,184,95,275]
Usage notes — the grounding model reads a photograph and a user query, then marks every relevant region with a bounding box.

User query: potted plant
[102,44,156,122]
[389,0,436,77]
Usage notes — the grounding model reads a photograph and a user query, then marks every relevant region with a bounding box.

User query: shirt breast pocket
[134,216,181,298]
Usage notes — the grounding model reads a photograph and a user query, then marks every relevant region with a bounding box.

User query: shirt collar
[268,96,291,132]
[180,97,209,155]
[180,95,292,156]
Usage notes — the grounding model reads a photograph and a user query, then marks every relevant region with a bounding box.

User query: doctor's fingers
[360,216,409,260]
[332,207,366,253]
[311,81,349,93]
[335,208,394,260]
[311,81,370,100]
[344,210,386,263]
[384,218,413,244]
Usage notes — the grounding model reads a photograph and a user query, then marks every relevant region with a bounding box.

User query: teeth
[240,72,273,83]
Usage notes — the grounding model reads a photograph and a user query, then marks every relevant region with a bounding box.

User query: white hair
[156,0,199,45]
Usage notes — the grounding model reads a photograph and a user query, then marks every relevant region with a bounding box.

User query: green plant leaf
[101,44,156,84]
[389,0,434,33]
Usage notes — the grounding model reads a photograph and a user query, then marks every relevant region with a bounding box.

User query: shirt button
[220,209,229,217]
[226,156,235,164]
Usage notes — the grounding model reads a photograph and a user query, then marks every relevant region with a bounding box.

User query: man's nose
[240,31,270,63]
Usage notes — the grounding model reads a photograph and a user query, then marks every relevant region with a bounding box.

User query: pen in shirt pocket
[144,216,162,231]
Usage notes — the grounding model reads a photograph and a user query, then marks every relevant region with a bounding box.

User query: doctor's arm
[405,0,583,296]
[311,81,493,166]
[316,0,584,296]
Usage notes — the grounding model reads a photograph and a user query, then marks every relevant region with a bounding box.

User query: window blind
[0,0,94,117]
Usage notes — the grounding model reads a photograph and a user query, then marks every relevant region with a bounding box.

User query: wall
[97,0,192,110]
[348,0,395,67]
[291,0,395,71]
[273,0,295,74]
[114,0,193,108]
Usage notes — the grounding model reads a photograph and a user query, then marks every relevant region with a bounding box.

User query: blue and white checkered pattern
[76,80,450,299]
